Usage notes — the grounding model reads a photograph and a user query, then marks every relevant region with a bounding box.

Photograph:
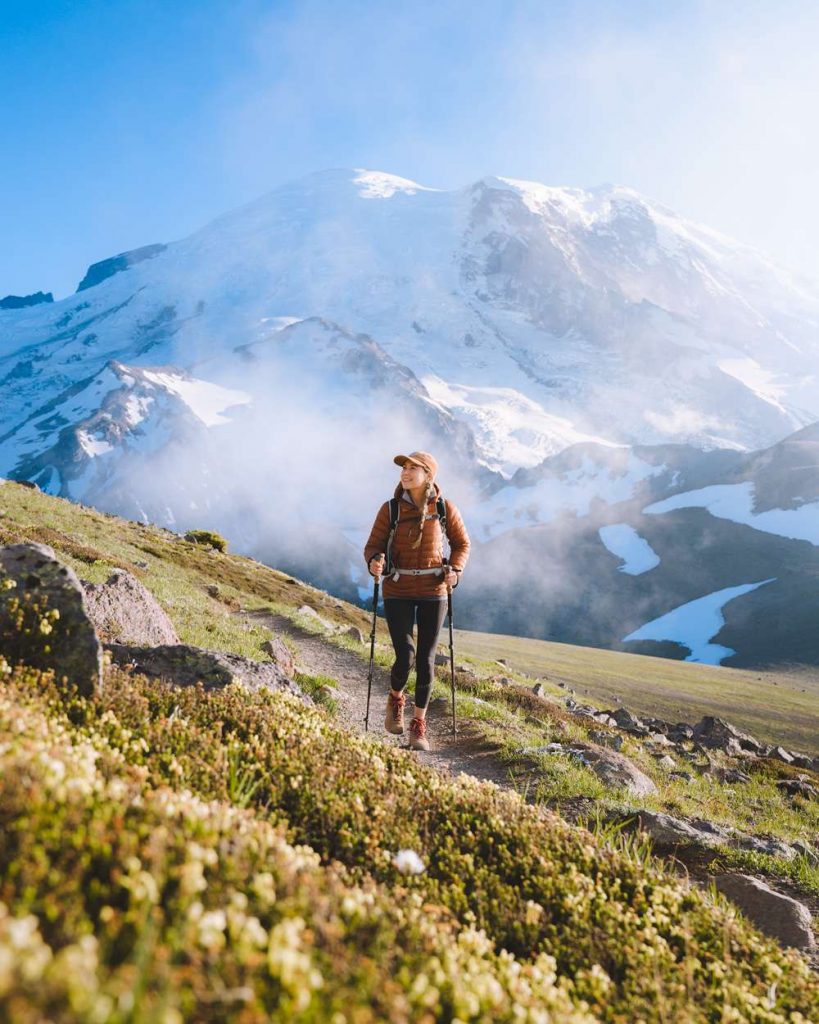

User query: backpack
[385,495,448,574]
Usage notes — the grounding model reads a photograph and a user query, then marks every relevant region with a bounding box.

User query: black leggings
[383,598,448,711]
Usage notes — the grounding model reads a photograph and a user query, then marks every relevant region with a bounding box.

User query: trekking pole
[446,580,456,735]
[364,570,381,732]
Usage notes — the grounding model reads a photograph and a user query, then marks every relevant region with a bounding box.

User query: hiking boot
[385,690,406,734]
[409,716,429,751]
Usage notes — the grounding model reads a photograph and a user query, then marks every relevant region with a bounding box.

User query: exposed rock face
[0,291,54,309]
[0,542,102,696]
[106,643,308,700]
[715,874,816,950]
[76,243,167,291]
[82,569,179,645]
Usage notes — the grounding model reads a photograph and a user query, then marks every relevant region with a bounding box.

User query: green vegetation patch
[1,664,816,1023]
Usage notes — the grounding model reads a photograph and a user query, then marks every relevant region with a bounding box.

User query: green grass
[2,480,819,1021]
[1,663,817,1022]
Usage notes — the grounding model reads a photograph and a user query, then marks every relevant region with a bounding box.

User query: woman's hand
[368,554,385,577]
[443,567,460,589]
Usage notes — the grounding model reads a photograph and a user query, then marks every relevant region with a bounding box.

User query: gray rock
[714,874,816,949]
[792,840,819,866]
[0,542,102,697]
[571,742,658,796]
[648,732,674,747]
[434,652,449,666]
[730,835,798,861]
[259,637,296,678]
[343,625,366,644]
[588,730,624,752]
[790,754,815,770]
[532,682,545,697]
[669,770,695,783]
[721,768,752,784]
[611,708,644,731]
[668,723,694,741]
[692,716,762,753]
[776,779,818,800]
[106,643,308,700]
[297,605,335,631]
[636,810,722,847]
[770,746,794,764]
[656,754,677,768]
[690,818,731,837]
[82,569,179,645]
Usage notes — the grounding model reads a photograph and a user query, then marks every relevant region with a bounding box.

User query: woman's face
[400,461,428,488]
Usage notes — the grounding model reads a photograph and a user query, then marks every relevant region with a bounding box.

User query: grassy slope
[1,481,819,1022]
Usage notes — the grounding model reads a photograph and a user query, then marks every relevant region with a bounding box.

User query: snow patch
[598,524,660,575]
[353,170,437,200]
[643,481,819,545]
[623,579,776,664]
[141,371,251,426]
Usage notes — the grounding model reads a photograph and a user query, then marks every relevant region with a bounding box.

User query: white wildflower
[393,849,426,875]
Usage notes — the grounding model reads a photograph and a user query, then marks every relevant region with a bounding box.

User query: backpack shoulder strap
[385,498,400,573]
[436,496,447,534]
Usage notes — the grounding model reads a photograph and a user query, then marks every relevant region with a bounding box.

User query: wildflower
[393,849,426,875]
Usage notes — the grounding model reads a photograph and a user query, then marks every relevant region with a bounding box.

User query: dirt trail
[250,611,518,790]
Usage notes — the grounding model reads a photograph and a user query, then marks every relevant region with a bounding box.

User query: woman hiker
[364,451,471,751]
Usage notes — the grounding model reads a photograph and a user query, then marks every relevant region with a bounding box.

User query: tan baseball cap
[393,451,438,480]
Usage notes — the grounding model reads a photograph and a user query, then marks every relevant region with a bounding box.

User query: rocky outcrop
[106,643,308,700]
[0,542,102,696]
[76,243,167,292]
[82,569,179,645]
[714,874,816,950]
[0,291,54,309]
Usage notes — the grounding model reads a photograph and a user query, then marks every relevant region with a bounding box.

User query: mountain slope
[3,168,819,664]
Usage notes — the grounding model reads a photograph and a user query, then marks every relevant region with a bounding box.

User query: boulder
[0,542,102,697]
[259,637,296,678]
[714,874,816,950]
[692,716,762,753]
[776,779,818,800]
[82,569,179,645]
[769,746,794,764]
[588,730,624,752]
[570,742,658,796]
[636,811,726,848]
[343,625,366,644]
[106,643,308,700]
[611,707,644,731]
[668,723,694,741]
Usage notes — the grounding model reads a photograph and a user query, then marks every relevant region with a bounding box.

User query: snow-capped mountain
[2,167,819,665]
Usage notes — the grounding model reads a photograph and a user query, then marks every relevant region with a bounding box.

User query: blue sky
[2,0,819,299]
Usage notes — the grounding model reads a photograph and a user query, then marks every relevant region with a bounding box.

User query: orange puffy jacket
[363,481,471,600]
